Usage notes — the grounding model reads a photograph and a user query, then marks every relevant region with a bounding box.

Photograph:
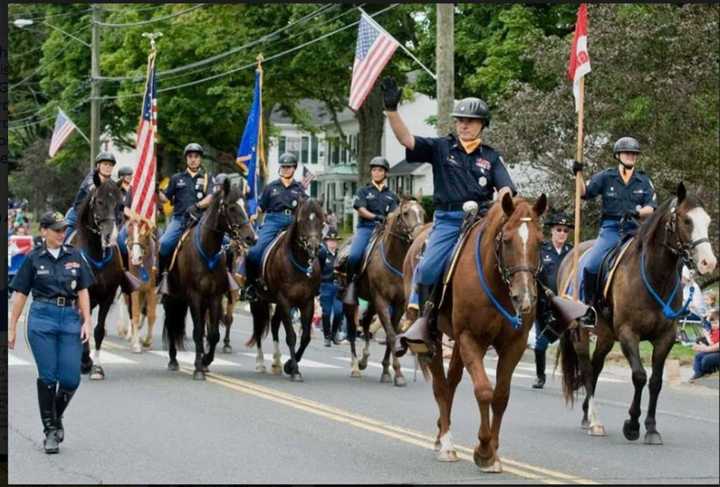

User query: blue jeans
[534,320,550,352]
[415,210,464,286]
[27,301,83,390]
[117,224,128,258]
[159,215,186,258]
[693,351,720,376]
[320,281,343,319]
[348,222,376,273]
[246,213,294,270]
[64,207,78,243]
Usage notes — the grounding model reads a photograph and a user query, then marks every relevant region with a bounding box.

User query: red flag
[567,4,591,112]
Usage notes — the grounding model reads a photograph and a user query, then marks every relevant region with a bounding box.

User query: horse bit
[494,217,542,287]
[663,198,710,271]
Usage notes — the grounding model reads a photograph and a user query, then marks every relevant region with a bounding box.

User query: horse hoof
[588,424,607,437]
[380,373,392,383]
[479,459,503,473]
[394,376,407,387]
[581,418,591,430]
[283,360,294,376]
[142,339,152,349]
[623,420,640,441]
[168,360,179,371]
[80,362,93,375]
[644,431,663,445]
[271,364,282,375]
[350,369,362,378]
[474,449,501,472]
[437,449,459,462]
[291,373,304,382]
[256,364,267,373]
[222,344,232,354]
[193,370,206,381]
[203,365,210,372]
[89,366,105,380]
[131,344,142,354]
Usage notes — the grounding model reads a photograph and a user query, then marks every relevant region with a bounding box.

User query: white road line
[240,352,341,369]
[91,351,138,364]
[148,351,240,367]
[9,353,31,366]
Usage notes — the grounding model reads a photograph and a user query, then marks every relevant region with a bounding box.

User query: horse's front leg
[374,297,398,385]
[129,291,143,353]
[644,328,676,445]
[90,299,112,380]
[428,333,459,462]
[386,300,407,387]
[270,307,283,374]
[344,302,361,378]
[202,297,223,371]
[143,289,157,349]
[618,329,646,441]
[189,294,207,380]
[277,300,301,382]
[294,299,314,363]
[358,304,375,371]
[586,328,614,436]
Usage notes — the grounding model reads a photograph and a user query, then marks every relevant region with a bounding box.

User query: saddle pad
[437,217,486,309]
[560,246,593,298]
[602,237,634,299]
[168,228,193,273]
[334,238,352,276]
[359,227,383,277]
[261,231,287,282]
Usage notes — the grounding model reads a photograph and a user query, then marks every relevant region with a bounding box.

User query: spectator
[689,308,719,382]
[326,209,338,233]
[703,292,718,330]
[14,224,29,236]
[682,266,706,321]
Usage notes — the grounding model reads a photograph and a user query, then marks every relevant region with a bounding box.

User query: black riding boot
[55,388,76,443]
[397,284,436,357]
[532,350,546,389]
[583,270,598,306]
[322,315,332,347]
[343,267,359,305]
[243,263,261,303]
[37,379,59,454]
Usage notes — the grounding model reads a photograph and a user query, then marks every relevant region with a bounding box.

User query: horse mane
[636,198,672,249]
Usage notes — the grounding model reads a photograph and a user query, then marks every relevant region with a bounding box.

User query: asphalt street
[8,298,720,484]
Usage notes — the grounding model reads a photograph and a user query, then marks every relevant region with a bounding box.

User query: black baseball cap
[39,211,68,231]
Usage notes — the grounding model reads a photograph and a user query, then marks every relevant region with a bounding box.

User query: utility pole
[90,3,100,168]
[436,4,454,137]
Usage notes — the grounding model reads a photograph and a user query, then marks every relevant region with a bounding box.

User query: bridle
[387,201,423,244]
[87,192,117,236]
[494,216,542,287]
[663,198,710,271]
[218,197,252,246]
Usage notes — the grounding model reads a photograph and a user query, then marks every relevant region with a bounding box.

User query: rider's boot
[322,314,332,347]
[37,379,59,454]
[532,349,546,389]
[157,253,170,295]
[54,387,75,443]
[396,283,436,357]
[342,267,359,306]
[582,270,598,307]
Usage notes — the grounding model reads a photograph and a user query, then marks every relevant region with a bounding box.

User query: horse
[117,218,158,353]
[245,199,325,382]
[408,193,547,471]
[162,178,257,380]
[341,197,426,385]
[70,173,126,380]
[556,182,716,443]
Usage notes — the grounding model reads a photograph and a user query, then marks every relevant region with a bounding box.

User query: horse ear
[501,192,514,217]
[223,177,231,197]
[534,193,548,217]
[93,171,102,187]
[676,181,686,203]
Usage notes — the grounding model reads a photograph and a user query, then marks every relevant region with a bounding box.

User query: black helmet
[451,97,491,127]
[184,142,204,158]
[118,165,133,177]
[369,156,390,171]
[613,137,641,158]
[278,152,298,167]
[544,210,574,228]
[95,151,117,165]
[324,230,340,241]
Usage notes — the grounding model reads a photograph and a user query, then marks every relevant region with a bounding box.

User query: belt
[34,296,77,307]
[435,202,467,211]
[270,209,294,216]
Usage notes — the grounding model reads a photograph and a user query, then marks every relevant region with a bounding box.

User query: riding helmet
[369,156,390,171]
[118,165,134,177]
[613,137,641,158]
[184,142,204,158]
[278,152,299,167]
[451,97,491,127]
[95,151,117,165]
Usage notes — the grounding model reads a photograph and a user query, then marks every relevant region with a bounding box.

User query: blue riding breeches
[414,210,464,287]
[159,216,186,258]
[348,222,376,274]
[246,213,294,270]
[117,224,128,258]
[27,300,83,391]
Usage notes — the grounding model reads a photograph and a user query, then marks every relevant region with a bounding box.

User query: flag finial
[142,31,163,52]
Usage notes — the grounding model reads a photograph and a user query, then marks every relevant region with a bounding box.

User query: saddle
[333,224,384,280]
[260,231,287,283]
[597,237,635,303]
[436,216,486,311]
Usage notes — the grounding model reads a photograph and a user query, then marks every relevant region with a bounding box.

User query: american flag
[301,165,316,190]
[348,12,399,111]
[48,108,77,158]
[130,51,158,223]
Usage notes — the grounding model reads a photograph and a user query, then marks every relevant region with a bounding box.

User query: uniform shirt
[71,170,99,211]
[117,186,132,223]
[353,183,399,224]
[10,244,95,300]
[259,179,308,213]
[538,240,573,294]
[583,168,657,220]
[318,243,338,283]
[163,168,212,217]
[406,134,516,207]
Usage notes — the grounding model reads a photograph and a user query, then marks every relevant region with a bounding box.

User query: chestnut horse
[246,199,325,382]
[407,193,546,472]
[341,197,425,384]
[557,182,716,443]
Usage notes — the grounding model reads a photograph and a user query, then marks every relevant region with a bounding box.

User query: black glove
[374,214,386,224]
[572,160,584,175]
[626,209,640,220]
[185,204,201,222]
[380,76,401,111]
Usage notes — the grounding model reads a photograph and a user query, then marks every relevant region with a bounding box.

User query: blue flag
[236,68,264,216]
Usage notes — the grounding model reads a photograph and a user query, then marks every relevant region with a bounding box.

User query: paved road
[9,299,720,484]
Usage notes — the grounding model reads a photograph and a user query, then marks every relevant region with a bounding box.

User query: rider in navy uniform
[318,230,345,346]
[532,210,573,389]
[343,156,399,304]
[8,211,94,454]
[381,76,517,355]
[573,136,657,305]
[64,152,117,242]
[157,143,215,290]
[244,152,308,300]
[116,165,135,265]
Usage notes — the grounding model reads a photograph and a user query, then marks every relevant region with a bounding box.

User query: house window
[310,181,318,198]
[301,136,310,164]
[340,135,347,164]
[311,135,318,164]
[332,140,339,165]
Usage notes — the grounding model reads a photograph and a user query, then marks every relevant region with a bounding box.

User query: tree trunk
[356,82,384,186]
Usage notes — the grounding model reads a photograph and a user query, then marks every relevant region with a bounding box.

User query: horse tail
[557,331,583,407]
[162,295,188,351]
[244,302,270,348]
[416,352,433,382]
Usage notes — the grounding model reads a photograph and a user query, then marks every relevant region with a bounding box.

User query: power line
[9,7,93,22]
[94,4,207,28]
[8,98,90,131]
[10,79,92,120]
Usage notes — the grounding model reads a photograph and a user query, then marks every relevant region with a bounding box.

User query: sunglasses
[553,227,570,233]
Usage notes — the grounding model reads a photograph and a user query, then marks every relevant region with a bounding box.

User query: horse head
[214,177,257,250]
[666,182,716,275]
[494,192,547,316]
[127,219,153,267]
[389,196,426,242]
[85,174,123,250]
[294,198,325,257]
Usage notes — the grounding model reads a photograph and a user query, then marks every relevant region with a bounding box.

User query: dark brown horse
[342,197,425,385]
[407,193,546,471]
[557,182,716,443]
[163,179,257,380]
[246,199,325,382]
[71,173,125,380]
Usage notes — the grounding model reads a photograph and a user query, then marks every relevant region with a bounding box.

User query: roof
[270,99,355,126]
[389,159,425,176]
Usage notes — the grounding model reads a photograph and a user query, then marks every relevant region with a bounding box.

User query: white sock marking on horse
[439,432,455,451]
[93,349,101,364]
[517,222,532,305]
[688,207,717,273]
[588,396,600,427]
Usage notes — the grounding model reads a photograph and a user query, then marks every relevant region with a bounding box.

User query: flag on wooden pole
[301,165,316,190]
[567,3,591,113]
[236,56,265,217]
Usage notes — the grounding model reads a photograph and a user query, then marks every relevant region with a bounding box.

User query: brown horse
[246,199,325,382]
[341,197,426,385]
[163,179,257,380]
[71,173,126,380]
[117,218,158,353]
[557,182,716,443]
[407,193,546,471]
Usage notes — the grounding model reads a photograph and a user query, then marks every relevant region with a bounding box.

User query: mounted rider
[115,165,136,264]
[573,136,657,306]
[343,156,400,305]
[380,76,517,355]
[243,151,309,301]
[156,142,215,290]
[64,151,118,243]
[318,230,345,346]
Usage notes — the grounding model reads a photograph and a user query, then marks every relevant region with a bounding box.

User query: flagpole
[572,76,585,300]
[359,7,437,81]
